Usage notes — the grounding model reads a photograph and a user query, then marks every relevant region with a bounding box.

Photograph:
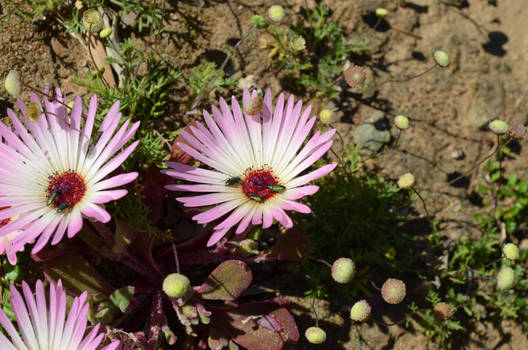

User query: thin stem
[311,257,333,268]
[390,24,422,39]
[311,291,319,327]
[378,64,436,86]
[172,243,180,274]
[87,29,111,89]
[412,188,430,217]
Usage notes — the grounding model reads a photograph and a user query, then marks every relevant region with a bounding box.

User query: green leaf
[508,173,518,188]
[110,286,135,313]
[3,263,22,282]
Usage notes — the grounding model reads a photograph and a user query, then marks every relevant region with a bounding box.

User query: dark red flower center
[46,171,86,211]
[0,206,10,227]
[242,168,280,201]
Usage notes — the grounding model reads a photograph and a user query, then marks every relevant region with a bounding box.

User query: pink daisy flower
[0,89,139,258]
[0,209,27,265]
[163,89,337,246]
[0,279,119,350]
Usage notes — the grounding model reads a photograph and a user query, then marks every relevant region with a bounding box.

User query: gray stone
[353,111,391,154]
[468,77,505,130]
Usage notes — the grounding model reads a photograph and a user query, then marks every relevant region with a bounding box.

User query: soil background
[1,0,528,349]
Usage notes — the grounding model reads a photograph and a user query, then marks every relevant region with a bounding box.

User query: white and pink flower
[163,89,337,246]
[0,279,119,350]
[0,89,139,259]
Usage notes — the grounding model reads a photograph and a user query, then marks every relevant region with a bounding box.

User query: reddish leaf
[170,121,200,163]
[255,232,310,262]
[141,164,171,223]
[195,260,252,301]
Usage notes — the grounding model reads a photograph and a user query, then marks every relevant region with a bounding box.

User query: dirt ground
[1,0,528,349]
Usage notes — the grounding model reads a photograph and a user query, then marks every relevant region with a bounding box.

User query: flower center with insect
[46,171,86,212]
[242,168,285,202]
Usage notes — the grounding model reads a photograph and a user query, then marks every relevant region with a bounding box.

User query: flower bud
[433,302,453,320]
[331,257,356,284]
[319,109,334,124]
[244,97,262,115]
[381,278,406,304]
[489,120,509,135]
[290,35,306,51]
[99,27,113,39]
[251,15,267,29]
[162,273,191,298]
[305,326,327,344]
[238,239,259,257]
[4,70,21,98]
[350,300,371,322]
[433,50,450,68]
[25,102,41,122]
[83,9,104,33]
[509,123,526,140]
[344,65,366,90]
[397,173,415,190]
[375,8,388,18]
[268,5,285,22]
[394,115,410,130]
[503,243,519,260]
[497,266,515,290]
[181,304,198,318]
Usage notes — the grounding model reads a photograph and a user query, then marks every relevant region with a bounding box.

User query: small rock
[519,239,528,251]
[451,150,465,160]
[353,111,391,155]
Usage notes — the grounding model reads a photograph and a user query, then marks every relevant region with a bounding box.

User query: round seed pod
[433,302,453,320]
[305,327,327,344]
[489,120,509,135]
[244,97,262,116]
[375,8,388,18]
[344,65,367,90]
[99,27,113,39]
[82,9,104,33]
[433,50,450,68]
[268,5,285,22]
[509,123,526,140]
[350,300,371,322]
[319,109,334,124]
[162,273,191,298]
[503,243,519,260]
[497,267,515,290]
[331,257,356,284]
[381,278,406,304]
[4,70,21,98]
[290,35,306,51]
[394,115,410,130]
[397,173,415,190]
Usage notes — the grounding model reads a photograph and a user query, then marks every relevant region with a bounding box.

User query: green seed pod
[268,5,285,22]
[375,8,388,18]
[99,27,113,39]
[397,173,415,190]
[319,109,334,124]
[181,304,198,318]
[433,302,453,320]
[489,120,509,135]
[497,266,515,290]
[305,326,327,344]
[381,278,406,304]
[433,50,450,68]
[251,15,267,29]
[82,9,104,33]
[350,300,371,322]
[331,257,356,284]
[503,243,519,260]
[4,70,21,98]
[163,273,191,298]
[290,35,306,51]
[394,115,410,130]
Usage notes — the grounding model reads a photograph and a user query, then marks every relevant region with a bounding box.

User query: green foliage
[262,4,368,100]
[410,291,463,347]
[296,144,416,298]
[187,60,237,100]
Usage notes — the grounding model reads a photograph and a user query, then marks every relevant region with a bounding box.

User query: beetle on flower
[163,89,337,246]
[0,89,139,260]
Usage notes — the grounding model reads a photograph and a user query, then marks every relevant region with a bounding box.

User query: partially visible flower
[344,65,367,92]
[83,8,103,32]
[163,89,337,246]
[0,280,119,350]
[0,89,139,254]
[0,209,31,265]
